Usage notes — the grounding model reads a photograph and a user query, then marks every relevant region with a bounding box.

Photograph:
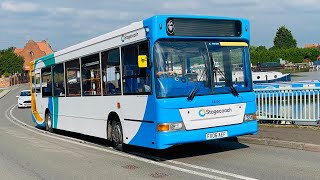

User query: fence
[0,74,29,88]
[255,87,320,124]
[10,73,29,86]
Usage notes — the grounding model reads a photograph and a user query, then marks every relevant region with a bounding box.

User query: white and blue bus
[30,15,258,150]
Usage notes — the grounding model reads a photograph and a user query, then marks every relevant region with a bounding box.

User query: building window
[81,53,101,96]
[101,48,121,95]
[65,59,81,96]
[121,41,151,95]
[53,63,65,97]
[41,67,52,97]
[30,51,34,57]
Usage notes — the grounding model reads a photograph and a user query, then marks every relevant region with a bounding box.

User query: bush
[250,47,320,64]
[3,72,11,77]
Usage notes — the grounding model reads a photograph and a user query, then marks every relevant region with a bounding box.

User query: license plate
[206,131,228,140]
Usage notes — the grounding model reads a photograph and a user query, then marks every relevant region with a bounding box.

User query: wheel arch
[106,111,121,141]
[45,108,50,115]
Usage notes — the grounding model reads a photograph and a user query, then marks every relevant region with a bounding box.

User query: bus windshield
[154,40,251,98]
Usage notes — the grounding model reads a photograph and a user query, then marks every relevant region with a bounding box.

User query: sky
[0,0,319,51]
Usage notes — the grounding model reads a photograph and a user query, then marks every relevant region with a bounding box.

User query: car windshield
[154,40,252,98]
[20,91,31,96]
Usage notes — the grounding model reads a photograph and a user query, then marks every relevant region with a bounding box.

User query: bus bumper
[156,120,258,149]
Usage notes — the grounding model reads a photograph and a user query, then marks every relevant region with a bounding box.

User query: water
[288,69,320,81]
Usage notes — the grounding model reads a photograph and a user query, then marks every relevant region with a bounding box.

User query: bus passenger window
[53,63,65,97]
[41,67,52,97]
[81,53,101,96]
[101,48,121,95]
[30,70,35,93]
[65,59,81,97]
[121,41,151,95]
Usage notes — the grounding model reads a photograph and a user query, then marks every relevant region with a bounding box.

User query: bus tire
[111,120,123,151]
[45,111,53,133]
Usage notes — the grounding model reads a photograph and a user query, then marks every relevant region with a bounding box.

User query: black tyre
[111,121,123,151]
[45,111,54,133]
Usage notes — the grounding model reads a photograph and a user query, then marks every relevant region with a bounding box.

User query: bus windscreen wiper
[187,56,208,101]
[211,58,239,97]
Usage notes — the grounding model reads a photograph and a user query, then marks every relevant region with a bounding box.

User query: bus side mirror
[138,55,148,68]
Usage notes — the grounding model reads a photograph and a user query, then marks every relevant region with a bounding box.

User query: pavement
[238,124,320,152]
[0,88,10,99]
[1,86,319,153]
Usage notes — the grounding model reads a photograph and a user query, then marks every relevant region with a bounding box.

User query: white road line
[6,104,258,180]
[129,152,258,180]
[166,160,258,180]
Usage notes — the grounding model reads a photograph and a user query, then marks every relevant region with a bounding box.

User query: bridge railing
[254,87,320,124]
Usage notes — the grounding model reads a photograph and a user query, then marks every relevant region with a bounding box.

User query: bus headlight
[158,122,185,132]
[243,113,257,121]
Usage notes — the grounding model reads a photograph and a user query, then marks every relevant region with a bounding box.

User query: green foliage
[0,47,24,75]
[250,47,320,64]
[3,72,11,77]
[256,46,268,51]
[273,26,297,49]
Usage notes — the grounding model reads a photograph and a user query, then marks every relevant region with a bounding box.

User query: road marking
[129,152,258,180]
[6,104,258,180]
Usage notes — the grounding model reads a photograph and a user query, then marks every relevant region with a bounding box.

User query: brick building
[304,43,320,50]
[14,40,53,72]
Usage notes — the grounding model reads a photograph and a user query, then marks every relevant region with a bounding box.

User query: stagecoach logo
[166,19,174,35]
[121,32,138,42]
[198,108,206,117]
[198,107,233,117]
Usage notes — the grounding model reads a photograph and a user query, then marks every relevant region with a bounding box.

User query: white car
[17,90,31,108]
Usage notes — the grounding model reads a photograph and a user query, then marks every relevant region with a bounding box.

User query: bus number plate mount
[206,131,228,140]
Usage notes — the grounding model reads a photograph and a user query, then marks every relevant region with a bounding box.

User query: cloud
[289,0,319,6]
[55,7,75,14]
[1,1,39,12]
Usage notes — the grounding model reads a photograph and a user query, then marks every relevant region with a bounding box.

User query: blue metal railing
[254,81,320,124]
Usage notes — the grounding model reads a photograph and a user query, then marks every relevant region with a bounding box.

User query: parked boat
[230,71,291,83]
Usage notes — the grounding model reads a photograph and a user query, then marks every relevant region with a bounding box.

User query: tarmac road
[0,85,319,180]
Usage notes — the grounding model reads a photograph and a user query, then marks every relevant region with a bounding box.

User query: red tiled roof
[36,41,53,54]
[304,44,319,48]
[14,48,23,54]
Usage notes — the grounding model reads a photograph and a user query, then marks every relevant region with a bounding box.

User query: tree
[273,26,297,49]
[256,45,267,51]
[0,48,24,76]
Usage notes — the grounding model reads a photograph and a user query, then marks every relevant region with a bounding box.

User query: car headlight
[243,113,257,121]
[158,122,185,132]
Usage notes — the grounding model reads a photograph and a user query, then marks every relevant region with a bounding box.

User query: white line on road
[6,104,258,180]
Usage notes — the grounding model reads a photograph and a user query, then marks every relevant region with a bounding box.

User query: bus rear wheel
[111,121,123,151]
[45,111,53,133]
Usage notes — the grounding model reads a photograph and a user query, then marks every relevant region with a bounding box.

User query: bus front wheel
[45,111,53,133]
[111,121,123,151]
